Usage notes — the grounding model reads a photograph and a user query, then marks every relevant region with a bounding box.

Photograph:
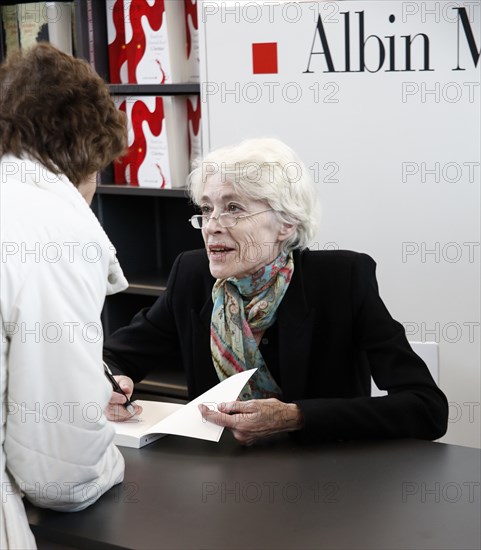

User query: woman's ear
[277,222,297,243]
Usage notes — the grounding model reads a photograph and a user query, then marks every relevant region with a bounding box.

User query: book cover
[16,2,49,50]
[86,0,95,66]
[186,95,202,171]
[13,2,72,55]
[124,0,187,84]
[184,0,199,82]
[125,95,170,187]
[120,95,188,188]
[110,369,257,448]
[45,2,72,55]
[1,6,20,57]
[163,95,189,188]
[106,0,128,83]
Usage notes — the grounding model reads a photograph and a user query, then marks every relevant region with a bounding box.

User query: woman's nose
[203,214,224,233]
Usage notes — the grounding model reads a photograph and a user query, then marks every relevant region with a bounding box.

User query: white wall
[199,1,481,447]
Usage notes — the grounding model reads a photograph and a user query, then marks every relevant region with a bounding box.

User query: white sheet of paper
[144,368,256,442]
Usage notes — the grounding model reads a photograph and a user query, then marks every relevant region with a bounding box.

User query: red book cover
[124,0,187,84]
[115,95,188,188]
[106,0,127,83]
[127,96,166,187]
[184,0,199,82]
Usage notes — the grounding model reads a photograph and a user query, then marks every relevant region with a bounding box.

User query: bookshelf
[0,1,203,399]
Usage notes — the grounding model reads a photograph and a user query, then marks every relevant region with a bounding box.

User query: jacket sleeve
[103,252,183,382]
[295,253,449,443]
[4,254,124,512]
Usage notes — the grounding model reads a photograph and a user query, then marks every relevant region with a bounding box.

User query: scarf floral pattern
[210,252,294,400]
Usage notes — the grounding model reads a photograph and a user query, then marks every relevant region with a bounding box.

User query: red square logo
[252,43,278,74]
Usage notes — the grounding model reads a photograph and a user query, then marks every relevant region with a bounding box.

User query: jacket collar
[277,249,316,400]
[196,249,315,400]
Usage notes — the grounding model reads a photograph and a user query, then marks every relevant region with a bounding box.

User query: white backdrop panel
[199,0,481,447]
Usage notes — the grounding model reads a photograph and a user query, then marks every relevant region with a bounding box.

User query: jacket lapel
[191,250,316,401]
[277,251,316,401]
[189,297,219,395]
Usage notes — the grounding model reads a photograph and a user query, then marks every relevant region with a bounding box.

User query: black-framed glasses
[188,208,273,229]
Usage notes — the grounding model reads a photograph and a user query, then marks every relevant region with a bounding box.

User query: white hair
[188,137,320,253]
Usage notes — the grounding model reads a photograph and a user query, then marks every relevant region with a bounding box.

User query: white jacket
[0,155,128,549]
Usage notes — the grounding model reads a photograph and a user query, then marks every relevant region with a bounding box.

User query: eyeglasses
[189,208,273,229]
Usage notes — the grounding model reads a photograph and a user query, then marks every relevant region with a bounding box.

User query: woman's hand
[199,398,304,446]
[104,375,143,421]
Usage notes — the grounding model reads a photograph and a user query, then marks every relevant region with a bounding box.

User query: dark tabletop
[26,435,481,550]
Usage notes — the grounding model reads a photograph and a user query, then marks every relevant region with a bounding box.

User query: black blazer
[104,249,448,443]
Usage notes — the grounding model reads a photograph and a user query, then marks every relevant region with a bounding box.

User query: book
[1,6,20,57]
[117,95,188,188]
[162,95,189,187]
[112,95,128,183]
[110,369,257,448]
[186,95,202,170]
[46,2,73,55]
[184,0,199,83]
[106,0,128,83]
[112,400,183,448]
[86,0,95,66]
[16,2,49,51]
[124,0,187,84]
[11,2,73,55]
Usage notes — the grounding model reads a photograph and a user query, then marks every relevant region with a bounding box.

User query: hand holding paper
[110,369,257,448]
[199,398,305,446]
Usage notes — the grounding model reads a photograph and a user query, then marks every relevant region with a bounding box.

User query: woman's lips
[207,244,236,258]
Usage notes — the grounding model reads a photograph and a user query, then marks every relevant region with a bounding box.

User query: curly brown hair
[0,43,127,186]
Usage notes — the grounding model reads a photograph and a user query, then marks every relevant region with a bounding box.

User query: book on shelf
[104,0,200,84]
[45,2,72,55]
[1,6,20,57]
[114,95,189,188]
[105,0,128,83]
[16,2,49,51]
[2,2,73,56]
[187,95,202,171]
[112,94,128,184]
[184,0,199,83]
[110,369,256,448]
[124,0,187,84]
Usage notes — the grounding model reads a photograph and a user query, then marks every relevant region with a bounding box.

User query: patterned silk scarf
[210,252,294,400]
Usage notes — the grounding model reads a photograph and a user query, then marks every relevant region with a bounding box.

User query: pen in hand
[103,361,136,416]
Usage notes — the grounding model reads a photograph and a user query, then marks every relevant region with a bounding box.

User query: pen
[103,361,136,416]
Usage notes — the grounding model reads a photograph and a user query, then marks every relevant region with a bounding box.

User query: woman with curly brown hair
[0,43,133,549]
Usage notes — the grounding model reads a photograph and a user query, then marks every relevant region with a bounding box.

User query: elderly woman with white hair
[104,138,448,445]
